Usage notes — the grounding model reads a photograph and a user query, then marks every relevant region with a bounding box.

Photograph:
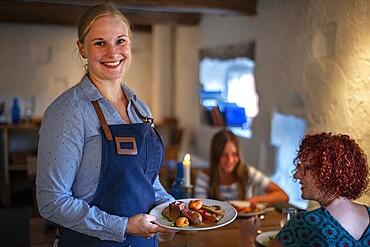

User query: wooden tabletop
[159,209,281,247]
[30,210,281,247]
[29,218,56,246]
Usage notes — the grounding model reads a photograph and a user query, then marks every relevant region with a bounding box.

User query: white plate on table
[150,198,237,231]
[256,230,279,246]
[227,200,267,217]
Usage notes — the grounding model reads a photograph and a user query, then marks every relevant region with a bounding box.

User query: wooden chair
[26,155,40,217]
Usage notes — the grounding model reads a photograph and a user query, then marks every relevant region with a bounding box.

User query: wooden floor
[0,172,33,247]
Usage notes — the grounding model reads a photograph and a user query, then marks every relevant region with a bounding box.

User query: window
[199,43,258,138]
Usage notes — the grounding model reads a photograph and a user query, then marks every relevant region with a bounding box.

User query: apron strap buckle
[115,137,138,155]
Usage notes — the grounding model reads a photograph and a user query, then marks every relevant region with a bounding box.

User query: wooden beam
[0,1,85,26]
[0,1,202,30]
[0,0,256,28]
[115,0,258,15]
[13,0,257,15]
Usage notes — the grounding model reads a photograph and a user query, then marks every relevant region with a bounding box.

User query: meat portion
[168,210,181,222]
[169,201,186,211]
[181,208,202,225]
[198,209,224,223]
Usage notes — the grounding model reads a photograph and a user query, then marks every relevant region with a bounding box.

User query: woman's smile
[78,15,131,82]
[101,59,123,68]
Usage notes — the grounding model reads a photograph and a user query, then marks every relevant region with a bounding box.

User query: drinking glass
[280,207,297,228]
[157,232,175,242]
[23,96,35,124]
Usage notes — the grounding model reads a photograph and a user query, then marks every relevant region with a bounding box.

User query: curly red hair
[294,132,369,200]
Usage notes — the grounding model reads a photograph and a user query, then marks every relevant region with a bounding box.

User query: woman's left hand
[246,198,258,208]
[239,216,260,247]
[126,214,177,239]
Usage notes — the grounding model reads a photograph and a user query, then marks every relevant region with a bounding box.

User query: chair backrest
[26,155,37,180]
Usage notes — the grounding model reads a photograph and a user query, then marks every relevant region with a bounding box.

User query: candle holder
[184,185,193,198]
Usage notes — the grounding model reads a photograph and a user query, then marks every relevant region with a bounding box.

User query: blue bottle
[170,162,185,199]
[11,98,20,124]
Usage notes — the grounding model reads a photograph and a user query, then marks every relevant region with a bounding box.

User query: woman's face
[293,157,321,201]
[218,141,239,174]
[78,15,131,83]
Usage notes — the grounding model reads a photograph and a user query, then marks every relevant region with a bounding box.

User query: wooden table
[29,217,56,247]
[30,210,281,247]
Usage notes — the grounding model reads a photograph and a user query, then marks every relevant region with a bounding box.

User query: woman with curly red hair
[240,132,370,247]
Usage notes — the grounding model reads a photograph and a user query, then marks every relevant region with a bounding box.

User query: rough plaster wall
[0,24,152,118]
[255,0,370,204]
[253,0,310,141]
[256,0,370,143]
[182,0,370,204]
[0,24,83,117]
[127,32,153,107]
[174,26,200,133]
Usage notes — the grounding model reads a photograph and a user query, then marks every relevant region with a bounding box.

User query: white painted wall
[0,24,83,118]
[151,25,175,121]
[0,23,152,119]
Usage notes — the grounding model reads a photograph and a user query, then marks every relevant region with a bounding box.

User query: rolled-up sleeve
[36,93,127,242]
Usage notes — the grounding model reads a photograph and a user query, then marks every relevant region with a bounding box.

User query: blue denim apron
[58,100,164,247]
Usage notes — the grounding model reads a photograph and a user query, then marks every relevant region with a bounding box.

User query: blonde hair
[77,3,132,44]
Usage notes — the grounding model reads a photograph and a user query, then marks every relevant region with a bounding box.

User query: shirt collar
[80,74,137,102]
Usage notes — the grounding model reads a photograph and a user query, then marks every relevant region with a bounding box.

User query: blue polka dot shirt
[36,75,174,242]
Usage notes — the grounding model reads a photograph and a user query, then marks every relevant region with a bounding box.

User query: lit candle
[183,154,191,187]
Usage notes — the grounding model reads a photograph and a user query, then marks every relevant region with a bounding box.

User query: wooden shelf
[8,164,28,171]
[1,123,40,206]
[0,123,40,130]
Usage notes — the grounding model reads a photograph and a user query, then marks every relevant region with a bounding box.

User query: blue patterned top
[194,166,270,200]
[277,206,370,247]
[36,75,174,242]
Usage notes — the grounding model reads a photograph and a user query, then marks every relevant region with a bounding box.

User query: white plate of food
[227,201,267,217]
[256,230,279,246]
[150,198,237,231]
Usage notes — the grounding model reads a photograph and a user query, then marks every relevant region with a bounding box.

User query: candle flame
[184,154,191,161]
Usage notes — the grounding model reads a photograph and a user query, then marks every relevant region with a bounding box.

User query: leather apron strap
[92,100,155,141]
[131,100,154,124]
[92,100,113,141]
